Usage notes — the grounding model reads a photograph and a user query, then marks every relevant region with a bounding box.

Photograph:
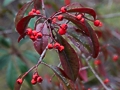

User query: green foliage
[3,0,14,6]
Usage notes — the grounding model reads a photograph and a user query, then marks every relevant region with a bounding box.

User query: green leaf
[0,54,10,70]
[17,58,32,88]
[6,61,17,90]
[57,35,79,81]
[0,37,11,48]
[24,51,39,64]
[3,0,14,6]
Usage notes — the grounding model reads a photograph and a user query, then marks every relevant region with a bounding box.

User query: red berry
[48,43,53,49]
[61,24,68,30]
[36,10,40,14]
[58,28,66,35]
[54,42,60,49]
[104,78,109,84]
[94,60,101,65]
[32,9,36,13]
[37,76,43,83]
[30,35,36,41]
[36,32,42,38]
[76,14,82,20]
[80,18,85,23]
[17,78,23,84]
[94,20,101,26]
[60,7,66,13]
[32,30,38,36]
[88,88,91,90]
[52,18,56,24]
[26,28,32,35]
[113,54,119,61]
[33,73,39,80]
[57,15,63,21]
[31,79,37,85]
[59,45,64,51]
[28,11,34,15]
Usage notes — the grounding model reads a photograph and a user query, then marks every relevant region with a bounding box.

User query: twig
[100,13,120,19]
[82,55,111,90]
[41,0,46,16]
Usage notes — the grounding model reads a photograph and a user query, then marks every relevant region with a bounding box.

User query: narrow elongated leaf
[67,8,96,20]
[15,1,33,26]
[6,61,17,90]
[34,23,49,55]
[16,15,37,42]
[85,21,99,58]
[63,14,89,36]
[42,63,72,90]
[57,36,79,81]
[0,54,10,70]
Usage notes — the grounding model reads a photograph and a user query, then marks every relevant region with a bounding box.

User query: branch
[82,55,111,90]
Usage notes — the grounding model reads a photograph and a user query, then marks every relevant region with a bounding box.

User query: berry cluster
[16,73,43,85]
[76,14,85,23]
[58,24,68,35]
[31,73,43,85]
[48,42,64,51]
[26,28,42,41]
[94,20,102,27]
[28,9,40,15]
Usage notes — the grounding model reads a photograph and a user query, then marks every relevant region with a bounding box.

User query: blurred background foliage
[0,0,120,90]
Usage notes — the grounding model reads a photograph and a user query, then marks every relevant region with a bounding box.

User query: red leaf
[63,14,89,36]
[58,36,79,81]
[85,21,99,58]
[16,15,37,42]
[15,1,33,26]
[79,61,88,82]
[67,7,96,20]
[33,23,49,55]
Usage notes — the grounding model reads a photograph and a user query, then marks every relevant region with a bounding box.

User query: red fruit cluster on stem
[94,20,102,27]
[31,73,43,85]
[28,9,40,15]
[54,42,64,51]
[26,28,42,41]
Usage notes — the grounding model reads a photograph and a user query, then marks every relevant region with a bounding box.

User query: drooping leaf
[84,21,99,58]
[79,61,88,82]
[15,1,33,26]
[67,8,96,20]
[6,61,17,90]
[63,14,89,36]
[34,23,49,55]
[57,35,79,81]
[17,58,32,88]
[42,63,72,90]
[16,15,37,42]
[0,54,10,70]
[67,29,93,55]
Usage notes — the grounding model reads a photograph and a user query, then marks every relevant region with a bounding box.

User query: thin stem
[41,0,46,16]
[22,46,48,79]
[82,55,111,90]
